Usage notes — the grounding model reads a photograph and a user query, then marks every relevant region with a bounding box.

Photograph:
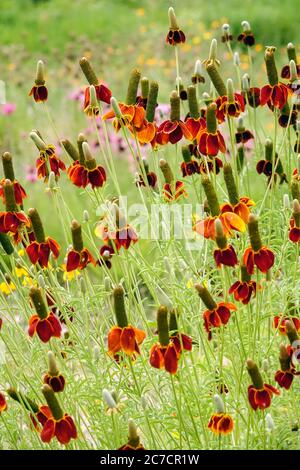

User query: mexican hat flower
[274,344,299,390]
[229,265,258,304]
[66,220,95,272]
[135,80,158,145]
[102,69,145,132]
[195,284,237,340]
[79,56,112,110]
[67,140,106,189]
[289,199,300,243]
[220,162,254,223]
[165,7,185,45]
[194,176,245,239]
[235,117,254,144]
[118,419,145,451]
[29,60,48,102]
[273,315,300,336]
[260,47,291,110]
[0,180,29,240]
[237,21,255,46]
[26,208,60,268]
[135,158,157,188]
[184,85,206,140]
[247,359,280,411]
[7,387,42,428]
[108,286,146,358]
[30,131,65,181]
[281,43,300,79]
[168,309,193,355]
[40,385,77,445]
[215,79,245,123]
[243,214,275,274]
[197,103,226,156]
[43,351,66,393]
[256,139,287,185]
[156,91,192,145]
[159,159,186,201]
[149,306,180,374]
[208,394,234,435]
[28,287,62,343]
[0,152,27,206]
[213,219,238,268]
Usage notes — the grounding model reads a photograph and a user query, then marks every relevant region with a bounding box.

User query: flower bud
[110,97,122,119]
[102,389,117,410]
[233,52,240,67]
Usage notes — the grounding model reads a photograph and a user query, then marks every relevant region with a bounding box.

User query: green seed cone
[170,91,180,122]
[265,48,278,87]
[42,385,63,421]
[28,208,45,243]
[195,284,217,310]
[146,81,159,122]
[126,68,141,105]
[206,63,227,96]
[113,286,128,328]
[79,57,98,86]
[61,139,79,162]
[187,85,199,119]
[248,214,262,252]
[71,220,84,252]
[0,233,14,255]
[246,359,264,389]
[2,152,15,181]
[157,305,169,346]
[7,388,39,414]
[4,180,17,212]
[29,287,48,320]
[206,103,217,134]
[223,163,239,205]
[201,176,220,217]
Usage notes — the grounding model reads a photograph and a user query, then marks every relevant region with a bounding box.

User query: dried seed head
[168,7,179,30]
[35,60,45,85]
[213,394,225,413]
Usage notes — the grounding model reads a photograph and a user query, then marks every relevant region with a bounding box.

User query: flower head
[43,351,65,393]
[260,48,291,110]
[118,419,145,450]
[156,91,192,145]
[195,284,237,340]
[197,104,226,156]
[66,220,95,271]
[0,180,29,239]
[108,286,146,358]
[28,287,62,343]
[247,359,280,410]
[213,219,238,268]
[243,214,275,274]
[40,385,77,445]
[29,60,48,102]
[0,392,7,414]
[237,21,255,46]
[229,265,258,304]
[0,152,27,206]
[166,7,185,45]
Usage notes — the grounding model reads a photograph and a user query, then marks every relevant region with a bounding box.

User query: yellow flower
[0,282,16,295]
[61,264,80,281]
[135,8,145,16]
